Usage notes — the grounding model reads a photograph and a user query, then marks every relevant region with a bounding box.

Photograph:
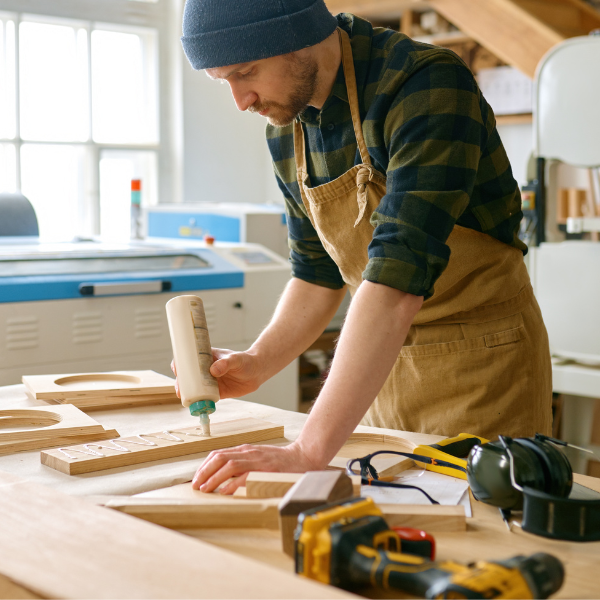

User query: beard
[248,53,319,127]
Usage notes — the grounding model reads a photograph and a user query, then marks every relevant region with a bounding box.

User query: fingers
[210,352,244,377]
[219,472,249,495]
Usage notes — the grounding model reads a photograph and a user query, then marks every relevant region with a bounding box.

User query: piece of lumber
[278,471,354,557]
[41,418,285,475]
[0,470,352,599]
[379,504,467,532]
[0,404,106,443]
[103,496,281,529]
[0,428,119,456]
[23,369,175,401]
[46,392,180,412]
[246,472,362,499]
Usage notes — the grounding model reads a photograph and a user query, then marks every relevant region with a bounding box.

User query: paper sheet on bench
[361,469,471,516]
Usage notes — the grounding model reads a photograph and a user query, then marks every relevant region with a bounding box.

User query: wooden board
[42,392,180,412]
[330,432,416,477]
[0,428,119,456]
[0,405,106,443]
[41,418,285,475]
[0,470,353,599]
[379,504,466,532]
[102,496,281,530]
[23,370,176,401]
[246,472,362,499]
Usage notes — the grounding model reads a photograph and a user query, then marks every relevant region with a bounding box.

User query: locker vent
[135,308,163,338]
[204,303,217,334]
[6,316,39,350]
[73,312,103,344]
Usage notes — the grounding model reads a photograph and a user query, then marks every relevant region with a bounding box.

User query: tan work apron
[293,28,552,440]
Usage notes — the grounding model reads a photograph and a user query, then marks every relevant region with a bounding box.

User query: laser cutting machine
[0,237,298,411]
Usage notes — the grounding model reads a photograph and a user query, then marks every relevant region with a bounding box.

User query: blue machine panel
[0,248,244,303]
[148,212,241,242]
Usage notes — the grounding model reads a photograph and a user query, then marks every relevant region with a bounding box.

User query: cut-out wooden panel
[0,405,106,443]
[330,432,416,477]
[0,428,119,456]
[41,418,284,475]
[245,472,362,499]
[23,370,176,401]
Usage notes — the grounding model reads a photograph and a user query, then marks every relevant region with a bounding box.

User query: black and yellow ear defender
[467,434,600,541]
[467,434,573,511]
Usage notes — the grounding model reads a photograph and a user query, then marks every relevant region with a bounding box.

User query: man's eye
[240,69,253,78]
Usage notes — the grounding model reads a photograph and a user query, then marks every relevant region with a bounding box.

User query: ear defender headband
[467,434,600,541]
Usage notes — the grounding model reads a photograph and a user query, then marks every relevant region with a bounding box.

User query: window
[0,0,175,240]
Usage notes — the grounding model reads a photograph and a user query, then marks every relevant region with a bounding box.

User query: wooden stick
[41,418,284,475]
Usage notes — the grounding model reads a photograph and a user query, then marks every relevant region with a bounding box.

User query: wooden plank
[0,470,353,599]
[0,573,41,600]
[380,504,467,532]
[278,472,354,556]
[0,405,105,443]
[246,472,362,498]
[325,0,429,18]
[23,370,175,401]
[47,392,180,412]
[103,496,281,530]
[429,0,565,77]
[495,113,533,126]
[0,428,119,456]
[41,418,285,475]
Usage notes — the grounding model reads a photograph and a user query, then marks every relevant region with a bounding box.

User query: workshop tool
[295,497,564,598]
[468,434,600,541]
[166,295,219,434]
[278,471,354,557]
[413,433,489,479]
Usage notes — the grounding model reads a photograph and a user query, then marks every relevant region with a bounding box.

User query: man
[179,0,552,494]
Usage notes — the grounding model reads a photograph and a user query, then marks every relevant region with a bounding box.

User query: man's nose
[228,81,258,112]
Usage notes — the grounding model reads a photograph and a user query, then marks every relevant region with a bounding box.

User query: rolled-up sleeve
[364,53,487,299]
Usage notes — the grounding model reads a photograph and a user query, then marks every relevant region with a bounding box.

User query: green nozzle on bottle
[188,400,216,417]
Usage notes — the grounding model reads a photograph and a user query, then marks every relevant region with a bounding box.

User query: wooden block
[0,405,106,443]
[0,428,119,456]
[0,470,352,599]
[48,393,180,412]
[380,504,466,532]
[104,496,281,529]
[278,471,354,557]
[23,370,175,401]
[41,418,284,475]
[246,472,362,498]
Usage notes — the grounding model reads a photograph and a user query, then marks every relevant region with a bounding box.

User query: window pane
[99,150,157,239]
[92,28,158,144]
[21,144,84,241]
[0,143,17,192]
[19,20,89,142]
[0,18,16,139]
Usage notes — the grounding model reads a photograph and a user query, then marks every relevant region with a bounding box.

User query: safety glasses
[346,450,466,505]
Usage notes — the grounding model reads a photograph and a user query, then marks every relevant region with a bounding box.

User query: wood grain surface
[41,418,284,475]
[0,470,353,599]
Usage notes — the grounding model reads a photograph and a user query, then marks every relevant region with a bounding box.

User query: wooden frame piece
[23,370,176,401]
[379,504,466,532]
[0,405,107,443]
[41,418,285,475]
[246,472,362,499]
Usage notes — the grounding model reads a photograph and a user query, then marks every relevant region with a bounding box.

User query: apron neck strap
[337,27,371,166]
[294,26,371,177]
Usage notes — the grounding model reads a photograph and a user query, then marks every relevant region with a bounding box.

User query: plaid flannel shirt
[266,14,526,299]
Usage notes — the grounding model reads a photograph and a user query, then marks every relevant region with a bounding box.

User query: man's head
[181,0,338,126]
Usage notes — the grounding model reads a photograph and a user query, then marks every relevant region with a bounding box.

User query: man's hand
[171,348,265,399]
[191,441,320,494]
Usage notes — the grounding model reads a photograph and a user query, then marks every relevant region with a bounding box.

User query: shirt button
[327,123,335,131]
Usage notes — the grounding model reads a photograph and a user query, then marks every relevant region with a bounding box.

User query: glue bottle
[166,295,219,435]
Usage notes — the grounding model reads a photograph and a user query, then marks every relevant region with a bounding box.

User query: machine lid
[0,253,209,277]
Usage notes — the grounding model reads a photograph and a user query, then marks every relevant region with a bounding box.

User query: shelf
[495,113,533,126]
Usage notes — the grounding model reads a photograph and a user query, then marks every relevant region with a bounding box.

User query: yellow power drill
[295,497,564,599]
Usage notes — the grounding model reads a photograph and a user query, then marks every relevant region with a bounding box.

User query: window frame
[0,0,181,237]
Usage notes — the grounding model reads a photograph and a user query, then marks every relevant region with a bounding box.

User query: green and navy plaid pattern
[267,14,526,299]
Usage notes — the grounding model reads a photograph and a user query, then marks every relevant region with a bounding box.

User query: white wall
[496,123,533,187]
[181,63,283,205]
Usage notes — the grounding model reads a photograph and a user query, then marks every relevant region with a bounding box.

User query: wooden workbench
[1,383,599,599]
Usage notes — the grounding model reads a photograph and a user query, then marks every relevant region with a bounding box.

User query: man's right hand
[171,348,264,400]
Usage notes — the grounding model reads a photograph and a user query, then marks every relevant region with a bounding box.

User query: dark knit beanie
[181,0,338,70]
